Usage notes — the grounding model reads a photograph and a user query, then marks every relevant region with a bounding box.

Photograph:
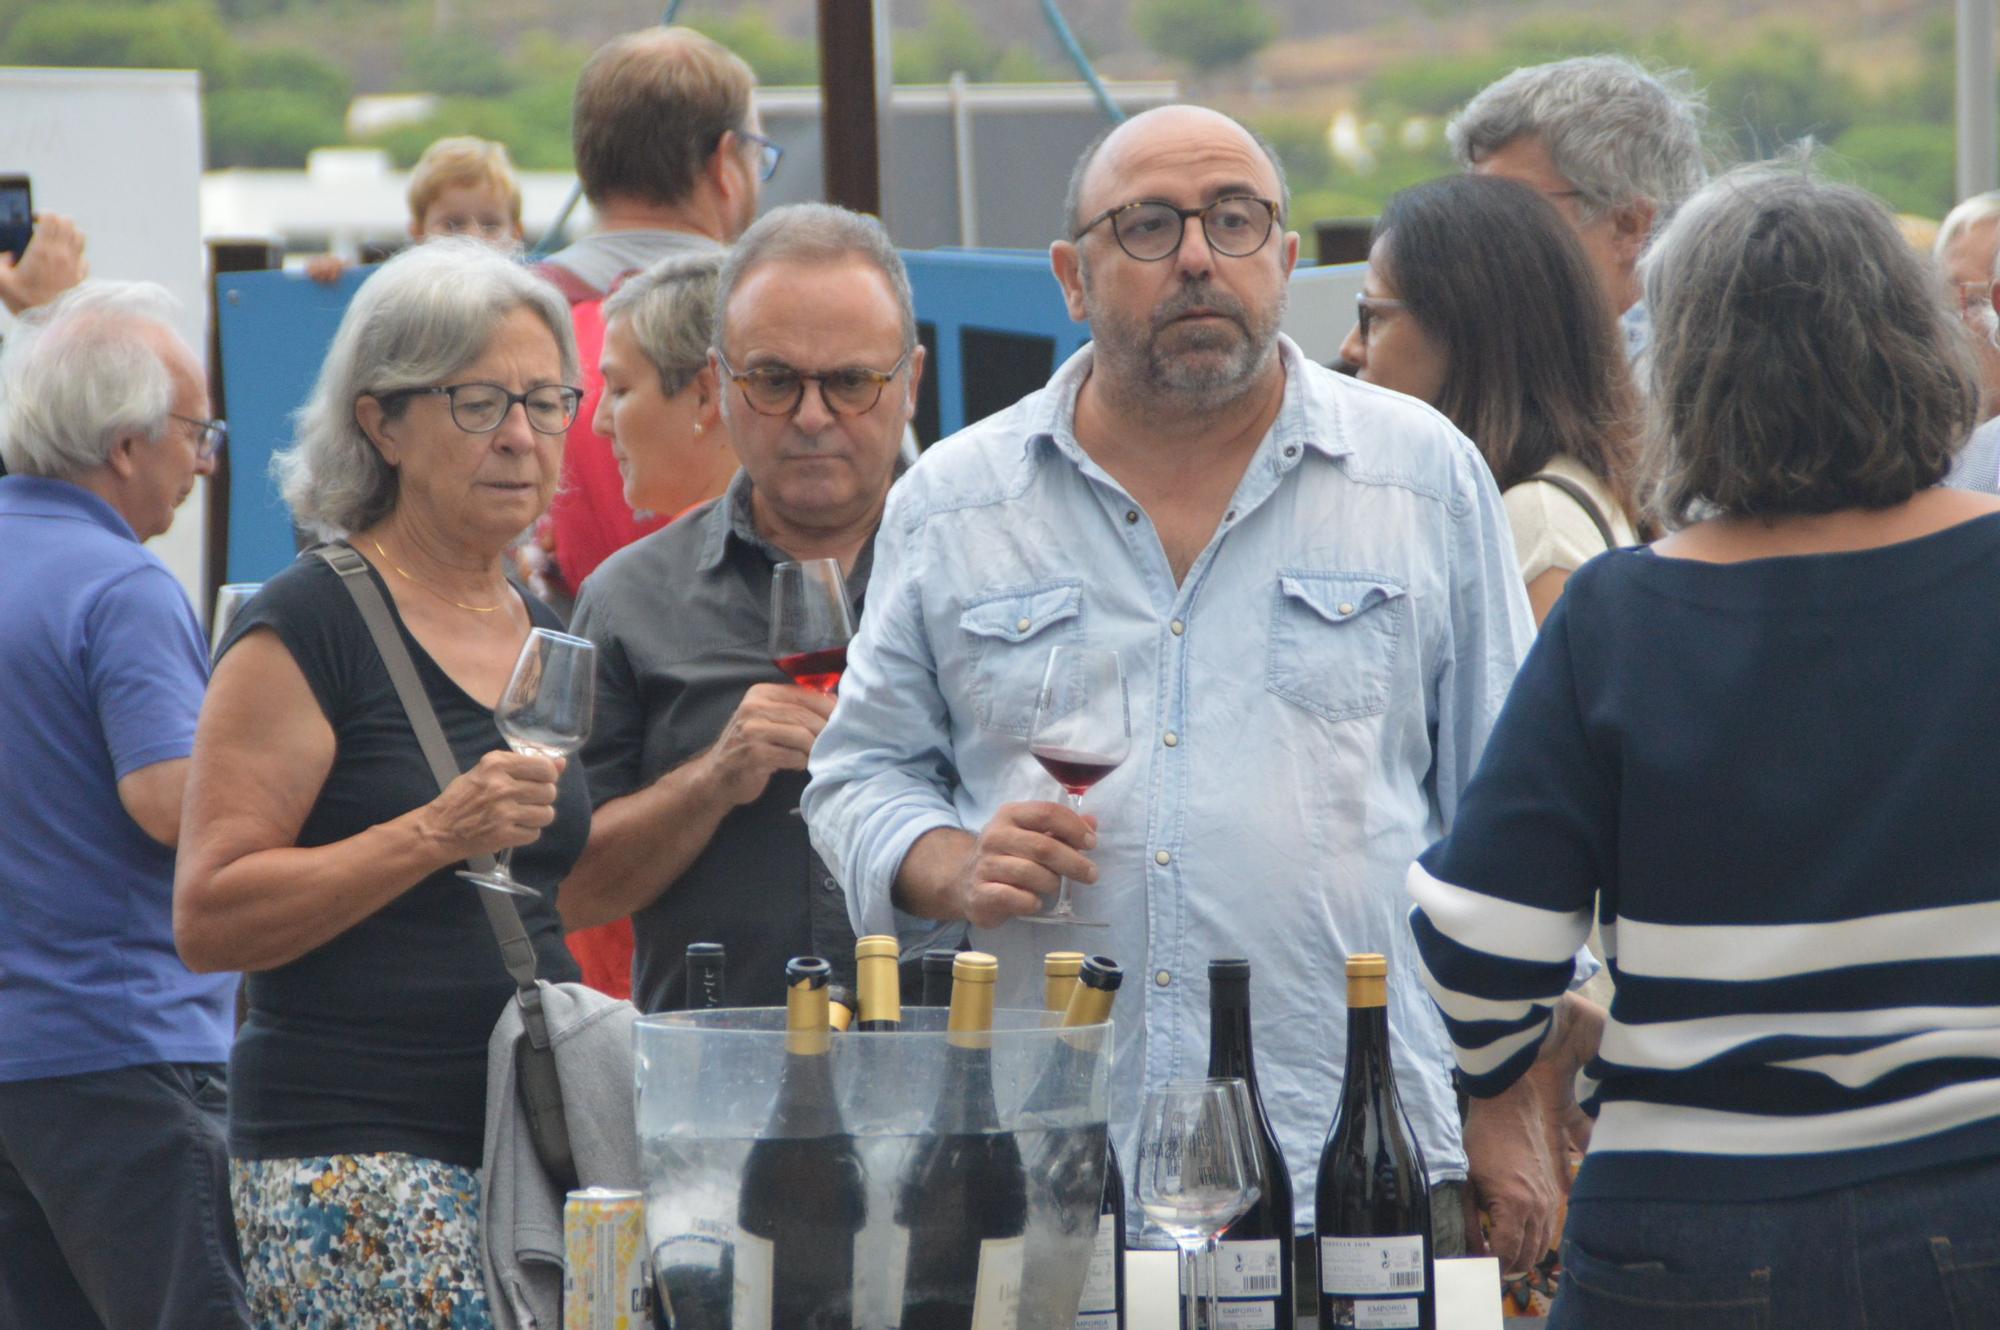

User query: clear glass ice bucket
[635,1006,1112,1330]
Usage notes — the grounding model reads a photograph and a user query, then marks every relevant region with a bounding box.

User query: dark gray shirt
[569,471,871,1012]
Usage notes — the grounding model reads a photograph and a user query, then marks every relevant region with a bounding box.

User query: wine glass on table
[1135,1079,1261,1330]
[1022,645,1129,928]
[770,558,855,696]
[456,627,596,899]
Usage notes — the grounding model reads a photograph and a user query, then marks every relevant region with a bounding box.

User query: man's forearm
[891,825,976,921]
[560,759,734,930]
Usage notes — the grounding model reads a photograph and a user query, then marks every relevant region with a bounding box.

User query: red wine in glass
[1031,745,1121,796]
[1023,645,1130,929]
[770,559,855,698]
[775,645,847,695]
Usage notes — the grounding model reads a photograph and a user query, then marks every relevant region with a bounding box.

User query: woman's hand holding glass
[456,627,596,898]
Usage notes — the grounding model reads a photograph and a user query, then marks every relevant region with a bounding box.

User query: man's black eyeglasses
[385,383,583,436]
[170,414,228,461]
[739,130,783,182]
[1073,195,1280,262]
[715,349,915,418]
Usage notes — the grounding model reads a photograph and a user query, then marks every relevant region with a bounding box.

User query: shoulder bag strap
[1520,471,1618,551]
[312,544,543,997]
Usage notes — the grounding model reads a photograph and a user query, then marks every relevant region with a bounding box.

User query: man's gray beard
[1085,280,1287,412]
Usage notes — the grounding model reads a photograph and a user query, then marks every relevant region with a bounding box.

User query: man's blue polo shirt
[0,476,234,1081]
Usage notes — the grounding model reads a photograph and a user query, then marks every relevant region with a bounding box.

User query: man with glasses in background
[536,23,781,992]
[806,104,1580,1295]
[0,282,246,1328]
[563,203,920,1011]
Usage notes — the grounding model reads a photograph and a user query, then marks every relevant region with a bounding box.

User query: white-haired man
[0,284,245,1326]
[1452,54,1707,348]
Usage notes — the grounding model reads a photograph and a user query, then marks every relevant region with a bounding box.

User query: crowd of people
[7,20,2000,1330]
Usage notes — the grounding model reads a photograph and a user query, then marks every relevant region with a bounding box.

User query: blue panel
[213,265,375,583]
[901,250,1091,439]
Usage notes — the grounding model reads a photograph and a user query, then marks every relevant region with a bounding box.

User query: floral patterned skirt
[230,1153,493,1330]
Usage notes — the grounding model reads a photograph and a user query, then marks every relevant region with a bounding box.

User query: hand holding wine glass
[1135,1079,1261,1330]
[770,558,855,696]
[1022,645,1129,928]
[457,627,596,899]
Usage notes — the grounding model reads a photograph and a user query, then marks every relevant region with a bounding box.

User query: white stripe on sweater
[1614,900,2000,983]
[1406,862,1589,967]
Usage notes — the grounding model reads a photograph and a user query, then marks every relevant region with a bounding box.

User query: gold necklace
[367,537,504,614]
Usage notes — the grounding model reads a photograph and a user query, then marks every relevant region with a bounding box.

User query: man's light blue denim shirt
[803,336,1536,1230]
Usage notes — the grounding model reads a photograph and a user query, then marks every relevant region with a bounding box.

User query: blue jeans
[1550,1157,2000,1329]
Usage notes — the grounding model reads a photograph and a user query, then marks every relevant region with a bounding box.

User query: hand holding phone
[0,176,31,261]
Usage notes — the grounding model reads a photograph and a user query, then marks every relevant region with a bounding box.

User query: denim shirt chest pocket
[958,579,1084,736]
[1266,571,1408,722]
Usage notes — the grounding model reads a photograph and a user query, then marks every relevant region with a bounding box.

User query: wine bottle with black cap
[684,941,725,1009]
[736,956,867,1329]
[898,951,1027,1329]
[1315,953,1432,1330]
[1053,956,1125,1330]
[857,935,903,1031]
[920,948,957,1007]
[1198,957,1294,1326]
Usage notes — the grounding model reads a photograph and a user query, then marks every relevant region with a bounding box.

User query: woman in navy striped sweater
[1409,164,2000,1328]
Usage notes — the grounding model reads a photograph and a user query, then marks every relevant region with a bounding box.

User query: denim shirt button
[1125,510,1140,524]
[1170,619,1185,636]
[1154,850,1171,866]
[1163,731,1179,748]
[1154,969,1172,987]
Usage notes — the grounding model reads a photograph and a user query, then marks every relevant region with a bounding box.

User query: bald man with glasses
[561,203,922,1011]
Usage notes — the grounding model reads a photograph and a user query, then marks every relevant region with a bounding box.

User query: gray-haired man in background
[1452,55,1708,345]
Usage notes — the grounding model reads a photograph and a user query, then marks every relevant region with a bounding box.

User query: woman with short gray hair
[1408,166,2000,1328]
[175,238,588,1329]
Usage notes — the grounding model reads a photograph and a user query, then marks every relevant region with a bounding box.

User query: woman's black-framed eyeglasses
[738,129,783,182]
[1073,195,1280,262]
[170,414,228,461]
[385,382,583,435]
[714,349,914,418]
[1354,294,1410,342]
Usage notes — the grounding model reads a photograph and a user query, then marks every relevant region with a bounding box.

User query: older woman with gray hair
[174,239,587,1328]
[1408,166,2000,1328]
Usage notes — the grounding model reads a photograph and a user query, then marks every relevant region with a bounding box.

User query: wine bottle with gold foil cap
[898,951,1028,1329]
[736,956,866,1328]
[1044,950,1086,1015]
[856,934,903,1031]
[1315,953,1433,1330]
[1058,957,1126,1330]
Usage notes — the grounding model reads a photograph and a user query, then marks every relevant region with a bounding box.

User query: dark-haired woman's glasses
[1354,294,1409,342]
[391,383,583,435]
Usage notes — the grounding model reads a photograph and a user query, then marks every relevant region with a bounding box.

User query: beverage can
[563,1187,650,1330]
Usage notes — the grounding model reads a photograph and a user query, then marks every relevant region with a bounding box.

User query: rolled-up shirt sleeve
[803,487,965,939]
[1409,590,1607,1098]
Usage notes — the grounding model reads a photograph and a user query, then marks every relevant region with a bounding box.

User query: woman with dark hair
[1339,173,1639,624]
[1409,166,2000,1327]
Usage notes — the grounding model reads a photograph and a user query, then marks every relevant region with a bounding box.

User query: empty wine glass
[457,627,596,899]
[210,582,262,653]
[769,558,855,696]
[1135,1079,1261,1330]
[1022,645,1130,928]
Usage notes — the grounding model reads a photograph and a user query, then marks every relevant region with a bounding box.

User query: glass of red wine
[1023,644,1129,928]
[769,558,855,695]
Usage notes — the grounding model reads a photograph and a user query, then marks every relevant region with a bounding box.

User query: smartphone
[0,176,32,261]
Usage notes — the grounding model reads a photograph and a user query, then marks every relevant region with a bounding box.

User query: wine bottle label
[1320,1235,1427,1295]
[1177,1240,1281,1328]
[970,1233,1026,1330]
[730,1229,774,1330]
[1353,1300,1421,1330]
[1075,1212,1119,1320]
